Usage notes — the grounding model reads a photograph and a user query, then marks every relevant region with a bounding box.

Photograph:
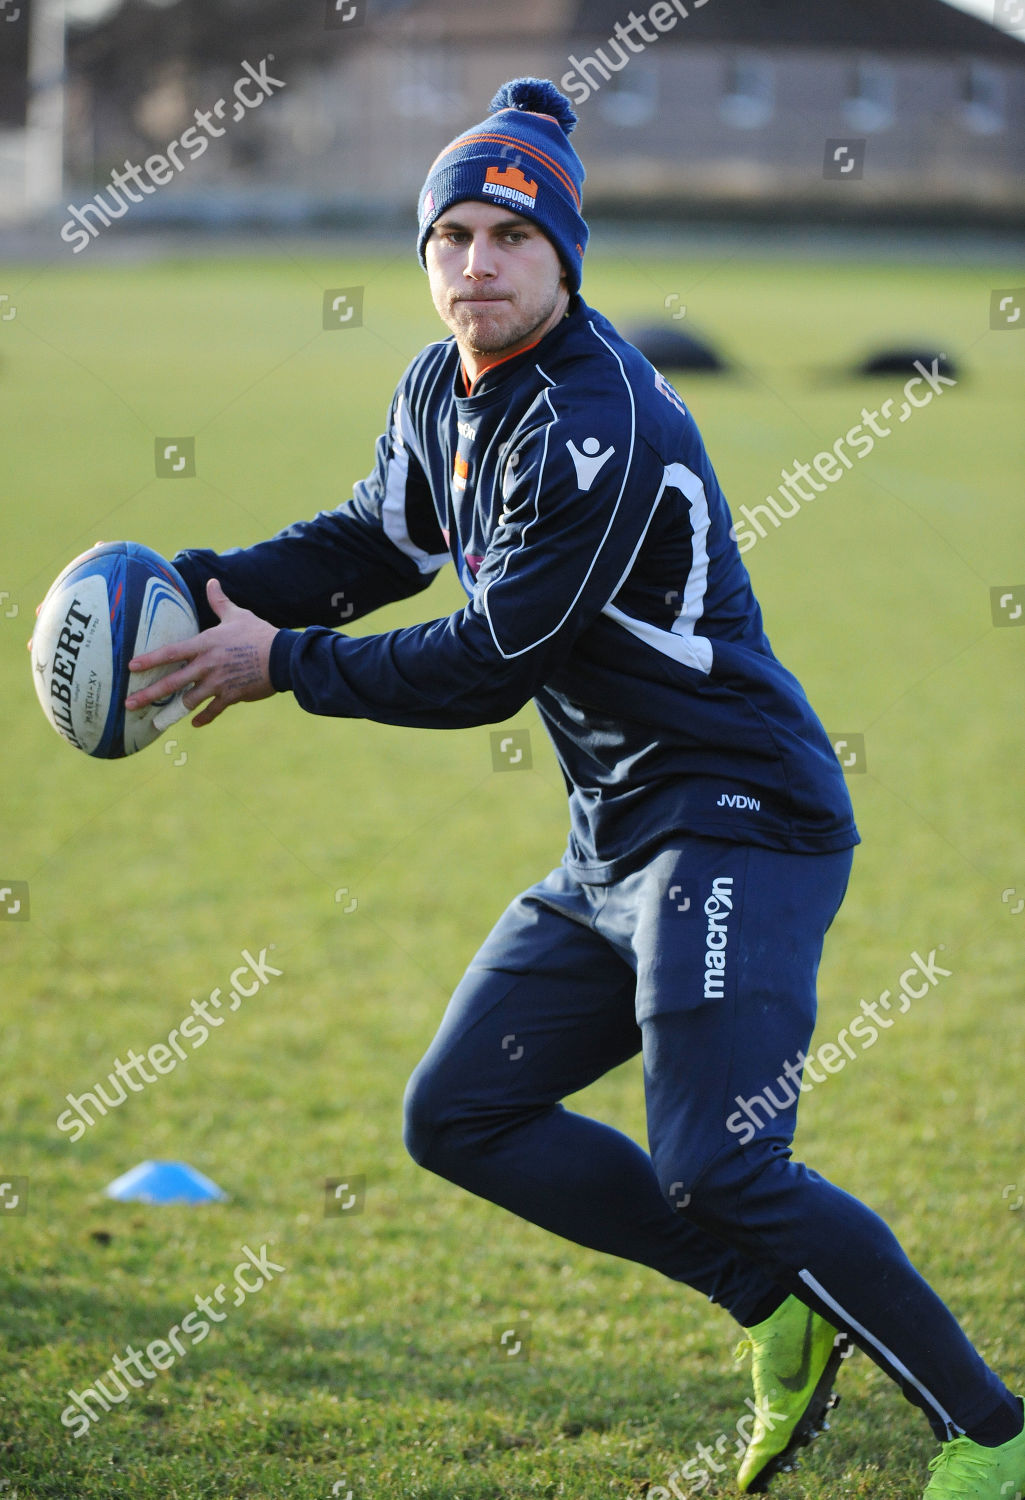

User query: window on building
[391,52,466,124]
[597,62,658,128]
[843,61,894,133]
[719,56,774,129]
[961,63,1006,135]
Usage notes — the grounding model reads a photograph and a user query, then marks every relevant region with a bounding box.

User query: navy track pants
[403,836,1013,1439]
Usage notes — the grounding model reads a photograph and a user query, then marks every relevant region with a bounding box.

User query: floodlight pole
[24,0,66,212]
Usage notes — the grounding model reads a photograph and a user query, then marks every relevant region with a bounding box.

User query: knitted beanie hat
[416,77,589,294]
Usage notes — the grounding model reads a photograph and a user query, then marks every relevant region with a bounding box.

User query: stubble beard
[446,283,563,358]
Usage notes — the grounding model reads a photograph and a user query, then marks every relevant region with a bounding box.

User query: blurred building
[4,0,1025,228]
[321,0,1025,221]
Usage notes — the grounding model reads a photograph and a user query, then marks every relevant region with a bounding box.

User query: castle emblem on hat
[483,164,539,210]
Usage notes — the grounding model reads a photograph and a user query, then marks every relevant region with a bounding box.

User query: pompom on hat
[417,78,589,294]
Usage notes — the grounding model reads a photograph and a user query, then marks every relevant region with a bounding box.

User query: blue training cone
[104,1160,228,1204]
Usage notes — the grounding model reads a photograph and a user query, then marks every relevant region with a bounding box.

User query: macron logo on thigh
[703,877,734,1000]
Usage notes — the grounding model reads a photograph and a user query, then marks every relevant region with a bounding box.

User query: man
[128,78,1024,1497]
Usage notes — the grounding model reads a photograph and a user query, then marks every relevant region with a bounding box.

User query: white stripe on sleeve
[381,393,449,576]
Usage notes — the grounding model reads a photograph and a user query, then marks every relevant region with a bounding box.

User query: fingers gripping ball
[31,541,198,758]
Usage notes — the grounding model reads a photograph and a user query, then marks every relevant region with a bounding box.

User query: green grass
[0,240,1023,1498]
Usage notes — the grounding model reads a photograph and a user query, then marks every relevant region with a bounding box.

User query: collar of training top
[450,297,583,404]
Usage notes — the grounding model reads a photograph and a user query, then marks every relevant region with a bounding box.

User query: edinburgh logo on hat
[416,77,589,294]
[482,164,539,212]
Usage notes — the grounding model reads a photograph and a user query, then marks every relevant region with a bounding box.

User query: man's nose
[464,234,497,279]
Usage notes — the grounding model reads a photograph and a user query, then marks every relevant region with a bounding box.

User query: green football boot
[736,1294,848,1493]
[923,1422,1025,1498]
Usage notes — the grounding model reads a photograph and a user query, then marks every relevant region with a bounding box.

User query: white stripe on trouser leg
[798,1268,961,1439]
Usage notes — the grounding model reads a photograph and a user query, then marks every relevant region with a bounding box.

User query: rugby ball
[31,541,198,759]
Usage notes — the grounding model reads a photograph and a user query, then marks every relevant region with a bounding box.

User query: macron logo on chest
[566,436,615,491]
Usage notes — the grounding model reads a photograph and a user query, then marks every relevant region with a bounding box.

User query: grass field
[0,236,1023,1499]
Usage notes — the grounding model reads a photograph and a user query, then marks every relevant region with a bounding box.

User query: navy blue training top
[173,295,858,883]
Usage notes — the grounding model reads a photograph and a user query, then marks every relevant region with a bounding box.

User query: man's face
[425,200,569,364]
